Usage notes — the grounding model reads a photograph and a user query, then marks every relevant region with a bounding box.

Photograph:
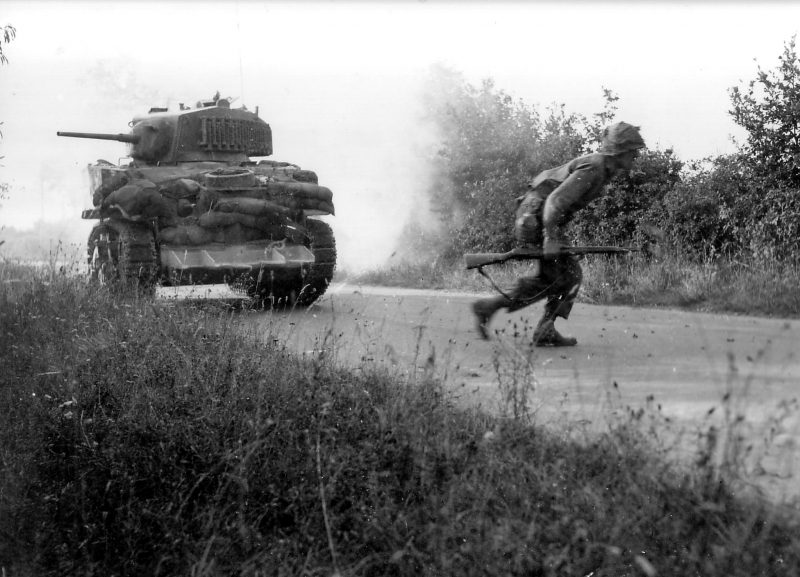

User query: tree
[726,36,800,260]
[0,24,15,66]
[1,24,16,232]
[0,24,15,142]
[729,36,800,187]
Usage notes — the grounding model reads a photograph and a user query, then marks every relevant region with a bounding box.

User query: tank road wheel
[87,221,158,296]
[296,219,336,306]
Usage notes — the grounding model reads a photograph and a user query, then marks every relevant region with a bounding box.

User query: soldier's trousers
[507,257,582,321]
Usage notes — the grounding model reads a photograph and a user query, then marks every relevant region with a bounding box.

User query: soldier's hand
[543,237,564,257]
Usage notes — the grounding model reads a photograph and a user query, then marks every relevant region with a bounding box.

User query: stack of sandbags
[89,166,332,246]
[160,178,204,219]
[159,208,291,246]
[100,179,177,221]
[177,169,294,243]
[198,210,285,237]
[158,222,265,245]
[201,176,335,215]
[263,181,335,215]
[94,176,202,223]
[92,171,130,207]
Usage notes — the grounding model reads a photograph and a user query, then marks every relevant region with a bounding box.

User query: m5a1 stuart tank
[58,94,336,306]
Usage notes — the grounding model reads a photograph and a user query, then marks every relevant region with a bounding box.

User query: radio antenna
[235,1,245,105]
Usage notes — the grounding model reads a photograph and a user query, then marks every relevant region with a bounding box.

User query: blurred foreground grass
[1,260,799,576]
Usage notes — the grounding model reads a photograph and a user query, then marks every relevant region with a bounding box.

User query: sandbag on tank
[159,224,216,245]
[214,196,292,217]
[92,171,130,207]
[265,181,333,202]
[198,211,286,233]
[102,179,176,220]
[212,224,265,244]
[196,187,220,213]
[160,178,203,200]
[301,198,336,215]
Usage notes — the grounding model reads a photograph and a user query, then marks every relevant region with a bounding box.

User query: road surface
[163,283,800,501]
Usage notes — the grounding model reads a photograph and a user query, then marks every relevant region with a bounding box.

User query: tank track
[88,220,158,295]
[296,219,336,306]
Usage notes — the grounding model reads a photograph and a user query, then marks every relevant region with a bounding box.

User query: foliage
[420,65,608,259]
[655,155,757,257]
[722,36,800,259]
[570,148,684,248]
[729,35,800,187]
[647,154,800,261]
[3,265,800,576]
[0,180,7,211]
[0,24,14,143]
[0,24,14,66]
[1,24,15,239]
[748,184,800,260]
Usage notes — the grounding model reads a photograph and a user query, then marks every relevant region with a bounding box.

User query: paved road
[164,283,800,501]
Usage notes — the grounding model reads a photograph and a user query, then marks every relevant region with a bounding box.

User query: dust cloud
[259,71,440,273]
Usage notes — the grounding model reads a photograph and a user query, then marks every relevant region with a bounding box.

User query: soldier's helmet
[599,122,645,155]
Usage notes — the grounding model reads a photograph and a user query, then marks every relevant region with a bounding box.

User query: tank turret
[58,97,273,165]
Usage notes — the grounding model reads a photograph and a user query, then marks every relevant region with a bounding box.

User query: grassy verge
[2,262,800,576]
[345,251,800,318]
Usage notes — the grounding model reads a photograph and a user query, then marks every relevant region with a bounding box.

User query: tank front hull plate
[160,242,314,271]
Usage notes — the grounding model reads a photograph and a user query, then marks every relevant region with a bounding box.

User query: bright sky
[2,1,800,269]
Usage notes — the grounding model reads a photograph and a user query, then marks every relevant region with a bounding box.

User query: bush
[747,185,800,261]
[570,148,683,248]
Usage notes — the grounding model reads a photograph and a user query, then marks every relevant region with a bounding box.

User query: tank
[58,94,336,306]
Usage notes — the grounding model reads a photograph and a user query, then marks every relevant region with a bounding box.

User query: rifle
[464,246,638,270]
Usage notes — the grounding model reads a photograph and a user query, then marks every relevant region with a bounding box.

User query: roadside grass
[345,251,800,318]
[2,261,800,576]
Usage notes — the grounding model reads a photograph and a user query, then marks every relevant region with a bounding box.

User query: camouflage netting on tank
[93,167,334,245]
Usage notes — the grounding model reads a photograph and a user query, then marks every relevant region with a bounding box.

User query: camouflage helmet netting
[599,122,646,155]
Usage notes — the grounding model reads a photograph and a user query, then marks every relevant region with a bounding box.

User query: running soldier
[471,121,646,346]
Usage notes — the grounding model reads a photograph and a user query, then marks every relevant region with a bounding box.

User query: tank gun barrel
[57,131,140,144]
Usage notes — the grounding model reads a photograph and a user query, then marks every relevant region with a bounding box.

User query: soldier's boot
[532,317,577,347]
[472,295,511,340]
